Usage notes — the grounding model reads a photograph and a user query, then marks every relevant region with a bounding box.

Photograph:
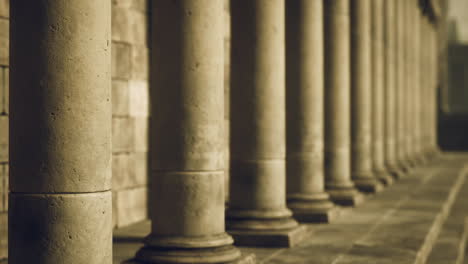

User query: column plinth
[285,0,338,223]
[134,1,248,263]
[228,0,306,247]
[324,0,364,205]
[9,1,112,263]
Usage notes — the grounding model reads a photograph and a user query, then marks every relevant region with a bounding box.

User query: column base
[226,208,306,247]
[374,169,394,186]
[386,164,406,179]
[326,187,365,207]
[353,177,384,194]
[135,233,243,264]
[287,193,339,223]
[228,224,309,248]
[135,245,248,264]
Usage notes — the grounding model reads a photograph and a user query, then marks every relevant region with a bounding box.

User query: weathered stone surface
[112,117,135,153]
[323,0,361,203]
[131,46,149,80]
[112,42,131,80]
[112,7,147,45]
[0,0,8,19]
[129,152,148,186]
[116,187,147,227]
[132,117,148,152]
[112,153,131,190]
[0,67,8,114]
[0,116,7,163]
[0,18,8,66]
[9,192,112,263]
[128,80,149,117]
[136,0,242,262]
[0,164,7,212]
[0,212,6,260]
[112,80,130,117]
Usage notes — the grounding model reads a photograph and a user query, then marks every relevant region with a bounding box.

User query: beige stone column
[370,0,394,186]
[395,0,411,174]
[135,1,243,263]
[413,2,425,165]
[286,0,337,222]
[324,0,363,205]
[9,1,112,263]
[350,0,383,193]
[405,0,417,167]
[428,21,440,156]
[228,0,306,247]
[421,17,431,158]
[384,0,405,178]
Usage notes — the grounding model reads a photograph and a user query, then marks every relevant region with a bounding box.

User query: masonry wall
[110,0,150,228]
[0,0,8,259]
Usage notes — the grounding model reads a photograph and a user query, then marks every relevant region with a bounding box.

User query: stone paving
[113,153,468,264]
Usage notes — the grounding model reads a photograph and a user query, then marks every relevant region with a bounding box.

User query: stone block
[112,0,147,13]
[131,45,149,80]
[133,117,148,151]
[229,224,309,248]
[0,67,8,114]
[129,80,149,117]
[112,153,130,190]
[116,187,148,227]
[112,80,130,116]
[112,117,134,153]
[0,164,7,213]
[0,213,7,260]
[112,191,118,228]
[0,18,8,66]
[0,0,8,18]
[0,115,7,163]
[112,7,147,45]
[129,151,148,186]
[111,41,131,80]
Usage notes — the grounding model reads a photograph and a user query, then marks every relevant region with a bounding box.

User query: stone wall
[0,0,8,259]
[110,0,150,228]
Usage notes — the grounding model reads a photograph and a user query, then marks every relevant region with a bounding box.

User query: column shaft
[413,3,424,164]
[350,0,383,193]
[395,0,410,173]
[228,0,305,247]
[286,0,337,222]
[135,1,242,263]
[324,0,363,206]
[9,1,112,263]
[384,0,403,178]
[371,0,394,185]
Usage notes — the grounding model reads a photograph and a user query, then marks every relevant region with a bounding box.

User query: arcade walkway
[114,153,468,264]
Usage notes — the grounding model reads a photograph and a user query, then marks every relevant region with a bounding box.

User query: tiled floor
[113,153,468,264]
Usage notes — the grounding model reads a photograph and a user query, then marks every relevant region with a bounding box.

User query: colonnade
[8,0,441,263]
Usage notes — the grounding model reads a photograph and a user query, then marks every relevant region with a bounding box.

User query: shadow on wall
[439,19,468,151]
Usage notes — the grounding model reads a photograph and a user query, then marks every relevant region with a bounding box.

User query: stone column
[286,0,337,222]
[412,2,424,165]
[9,1,112,263]
[395,0,410,174]
[421,18,431,158]
[350,0,383,193]
[428,21,439,156]
[384,0,405,178]
[405,0,417,167]
[324,0,363,206]
[135,1,243,263]
[228,0,306,247]
[371,0,394,186]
